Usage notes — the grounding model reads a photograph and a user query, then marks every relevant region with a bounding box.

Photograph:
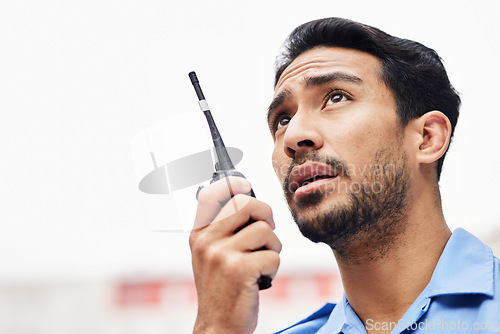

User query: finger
[229,221,282,253]
[212,195,275,233]
[194,177,252,229]
[246,250,280,280]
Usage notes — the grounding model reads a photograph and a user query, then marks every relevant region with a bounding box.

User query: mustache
[283,151,350,195]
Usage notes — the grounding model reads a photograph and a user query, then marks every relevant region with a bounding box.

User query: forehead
[275,46,383,93]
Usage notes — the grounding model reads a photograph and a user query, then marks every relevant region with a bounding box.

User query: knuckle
[205,248,244,280]
[253,220,272,234]
[269,251,281,268]
[190,232,210,255]
[196,187,210,202]
[223,255,245,278]
[264,203,273,217]
[228,176,251,191]
[205,244,225,267]
[188,232,197,249]
[229,175,249,185]
[227,194,253,216]
[263,202,273,215]
[232,193,252,206]
[276,239,283,253]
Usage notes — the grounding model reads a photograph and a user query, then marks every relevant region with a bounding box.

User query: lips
[288,162,339,193]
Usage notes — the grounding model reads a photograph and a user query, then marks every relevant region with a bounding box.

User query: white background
[1,0,499,283]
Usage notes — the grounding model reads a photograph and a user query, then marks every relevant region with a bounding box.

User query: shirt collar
[318,293,367,334]
[318,228,495,333]
[317,294,346,334]
[423,227,494,298]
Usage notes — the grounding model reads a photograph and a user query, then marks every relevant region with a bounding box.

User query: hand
[190,177,282,334]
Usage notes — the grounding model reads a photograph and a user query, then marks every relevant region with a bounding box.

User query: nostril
[298,139,315,147]
[286,147,296,158]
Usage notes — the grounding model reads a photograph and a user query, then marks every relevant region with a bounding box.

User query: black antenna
[189,71,234,171]
[188,71,272,290]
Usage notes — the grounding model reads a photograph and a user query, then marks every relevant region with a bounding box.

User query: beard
[284,148,410,263]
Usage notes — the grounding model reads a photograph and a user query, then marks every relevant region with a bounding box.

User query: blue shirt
[275,228,500,333]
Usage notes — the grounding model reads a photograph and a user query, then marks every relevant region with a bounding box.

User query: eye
[276,114,291,130]
[325,90,350,106]
[269,112,291,134]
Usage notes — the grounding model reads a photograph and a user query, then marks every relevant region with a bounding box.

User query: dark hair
[275,17,460,180]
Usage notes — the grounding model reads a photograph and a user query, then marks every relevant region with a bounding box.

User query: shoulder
[273,303,336,334]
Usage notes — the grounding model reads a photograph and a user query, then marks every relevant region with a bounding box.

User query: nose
[282,112,323,159]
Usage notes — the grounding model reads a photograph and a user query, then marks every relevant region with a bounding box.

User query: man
[189,18,500,333]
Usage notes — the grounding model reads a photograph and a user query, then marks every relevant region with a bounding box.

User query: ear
[410,111,452,165]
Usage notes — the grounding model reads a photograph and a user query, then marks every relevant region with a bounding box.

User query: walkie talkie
[189,71,272,290]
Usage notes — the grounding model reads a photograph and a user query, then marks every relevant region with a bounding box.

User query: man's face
[269,46,410,251]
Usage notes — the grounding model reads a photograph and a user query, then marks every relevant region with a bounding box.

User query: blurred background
[1,0,499,333]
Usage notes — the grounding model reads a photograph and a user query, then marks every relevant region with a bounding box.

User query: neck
[333,195,451,332]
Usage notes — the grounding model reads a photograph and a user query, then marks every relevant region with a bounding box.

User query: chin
[296,185,346,207]
[289,189,349,220]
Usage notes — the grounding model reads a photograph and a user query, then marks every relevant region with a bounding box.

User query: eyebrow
[267,89,291,120]
[303,72,363,87]
[267,72,363,124]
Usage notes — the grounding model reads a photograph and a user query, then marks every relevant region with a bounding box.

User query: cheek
[271,143,289,182]
[325,118,392,172]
